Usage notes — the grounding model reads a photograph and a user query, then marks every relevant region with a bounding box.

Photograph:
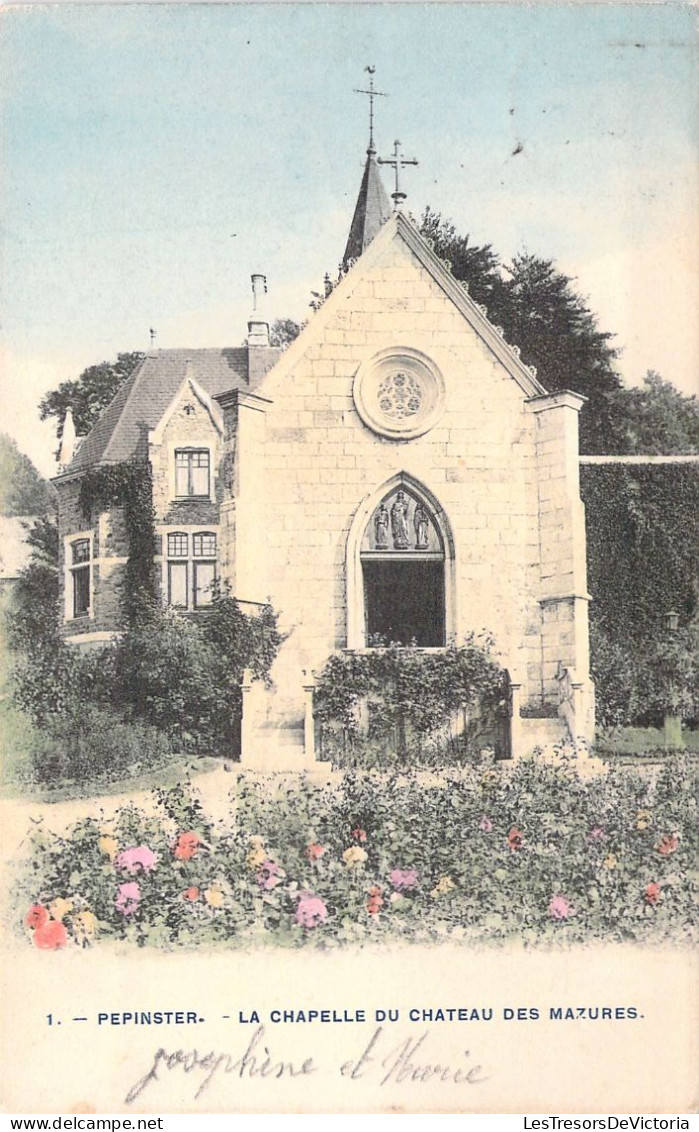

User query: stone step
[255,725,305,747]
[518,716,569,755]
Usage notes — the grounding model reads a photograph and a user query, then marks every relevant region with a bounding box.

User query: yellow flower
[430,875,456,899]
[204,887,224,908]
[249,835,265,847]
[72,910,98,943]
[602,854,618,870]
[343,846,368,868]
[99,835,118,861]
[246,847,267,870]
[636,810,652,831]
[49,897,74,922]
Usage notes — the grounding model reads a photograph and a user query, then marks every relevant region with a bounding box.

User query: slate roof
[342,150,391,269]
[65,346,281,473]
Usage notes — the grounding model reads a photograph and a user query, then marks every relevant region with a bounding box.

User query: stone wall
[56,476,127,641]
[253,230,572,710]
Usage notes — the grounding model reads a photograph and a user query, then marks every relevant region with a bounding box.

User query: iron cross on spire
[378,139,419,210]
[354,65,388,154]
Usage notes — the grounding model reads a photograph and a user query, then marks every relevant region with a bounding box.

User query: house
[53,138,595,769]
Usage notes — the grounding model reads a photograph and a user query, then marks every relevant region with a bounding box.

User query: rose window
[377,372,423,420]
[353,347,445,440]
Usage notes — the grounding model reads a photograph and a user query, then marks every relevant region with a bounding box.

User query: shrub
[315,637,508,764]
[24,706,175,789]
[582,462,699,726]
[7,567,284,760]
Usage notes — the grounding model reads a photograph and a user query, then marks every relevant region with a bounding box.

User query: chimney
[247,272,270,348]
[58,407,77,468]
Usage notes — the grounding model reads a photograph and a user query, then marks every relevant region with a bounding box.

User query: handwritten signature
[125,1024,489,1103]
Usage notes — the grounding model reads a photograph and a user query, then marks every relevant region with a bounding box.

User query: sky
[1,1,697,477]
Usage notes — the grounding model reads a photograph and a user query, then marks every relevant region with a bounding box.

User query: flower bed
[14,755,698,950]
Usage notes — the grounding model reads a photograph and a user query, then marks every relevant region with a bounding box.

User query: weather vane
[378,139,419,210]
[354,65,388,154]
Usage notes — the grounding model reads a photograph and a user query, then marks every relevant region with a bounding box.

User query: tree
[0,434,56,516]
[270,319,304,348]
[38,352,144,442]
[613,371,699,455]
[419,208,503,311]
[5,515,60,654]
[419,210,626,453]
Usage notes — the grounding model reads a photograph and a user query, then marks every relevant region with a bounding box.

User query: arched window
[355,482,449,648]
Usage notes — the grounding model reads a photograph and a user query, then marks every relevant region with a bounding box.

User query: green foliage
[98,591,283,751]
[38,353,144,442]
[79,461,157,625]
[5,517,60,655]
[643,624,698,720]
[0,433,55,516]
[315,638,508,763]
[17,756,698,949]
[8,582,283,763]
[24,706,175,789]
[614,371,699,456]
[269,318,304,348]
[419,209,624,453]
[582,463,699,725]
[419,210,698,457]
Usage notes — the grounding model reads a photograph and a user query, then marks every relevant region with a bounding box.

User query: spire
[342,67,391,271]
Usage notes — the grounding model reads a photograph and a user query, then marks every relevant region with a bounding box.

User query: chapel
[53,102,595,769]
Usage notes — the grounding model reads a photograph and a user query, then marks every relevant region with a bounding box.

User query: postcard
[1,1,697,1116]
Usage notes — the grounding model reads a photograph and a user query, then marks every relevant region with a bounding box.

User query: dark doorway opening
[363,559,445,647]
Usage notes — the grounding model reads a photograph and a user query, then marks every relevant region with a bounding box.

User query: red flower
[366,886,384,915]
[174,832,201,861]
[351,827,367,843]
[656,835,679,857]
[25,904,49,930]
[33,919,68,950]
[305,843,325,862]
[644,882,661,906]
[507,828,524,851]
[183,886,200,902]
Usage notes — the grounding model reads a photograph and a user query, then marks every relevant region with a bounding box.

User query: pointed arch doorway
[347,476,454,649]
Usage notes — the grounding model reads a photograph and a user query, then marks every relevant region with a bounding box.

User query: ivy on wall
[315,637,509,762]
[78,460,157,625]
[581,463,699,725]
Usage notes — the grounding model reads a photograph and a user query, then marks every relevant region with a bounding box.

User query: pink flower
[479,815,493,833]
[116,846,158,874]
[257,859,285,891]
[305,843,325,862]
[589,826,606,843]
[549,894,575,920]
[351,827,367,842]
[25,904,49,930]
[295,893,328,929]
[645,882,661,906]
[366,886,384,915]
[33,920,68,950]
[388,868,419,893]
[507,828,524,851]
[174,832,202,861]
[115,882,141,916]
[656,834,679,857]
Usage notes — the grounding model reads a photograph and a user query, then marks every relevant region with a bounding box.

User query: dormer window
[175,448,210,498]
